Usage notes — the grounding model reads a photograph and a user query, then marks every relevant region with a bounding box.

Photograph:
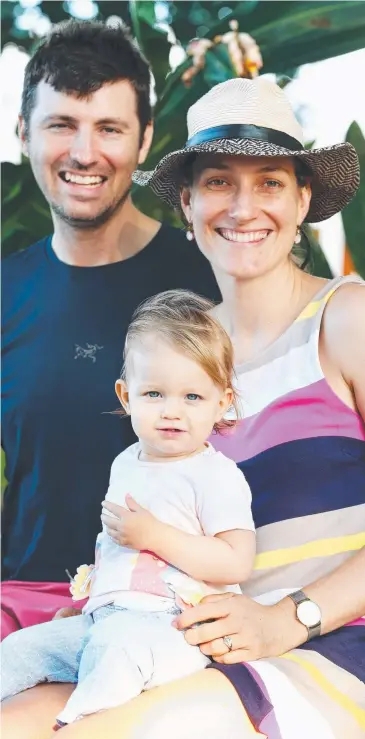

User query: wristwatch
[287,590,322,640]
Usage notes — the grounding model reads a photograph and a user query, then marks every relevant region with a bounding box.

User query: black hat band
[186,124,302,151]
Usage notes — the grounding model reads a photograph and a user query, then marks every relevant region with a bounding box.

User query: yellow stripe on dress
[280,652,365,730]
[254,532,365,570]
[295,289,336,322]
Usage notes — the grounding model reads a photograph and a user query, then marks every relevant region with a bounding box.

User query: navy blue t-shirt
[1,225,221,582]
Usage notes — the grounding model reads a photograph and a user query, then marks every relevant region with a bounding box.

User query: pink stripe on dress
[212,378,365,462]
[346,618,365,627]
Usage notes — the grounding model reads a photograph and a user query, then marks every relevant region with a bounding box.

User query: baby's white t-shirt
[84,442,255,614]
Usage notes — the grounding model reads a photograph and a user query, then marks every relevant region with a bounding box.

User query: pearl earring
[294,227,301,245]
[186,223,194,241]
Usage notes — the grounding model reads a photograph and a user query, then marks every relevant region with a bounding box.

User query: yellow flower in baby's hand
[69,564,94,601]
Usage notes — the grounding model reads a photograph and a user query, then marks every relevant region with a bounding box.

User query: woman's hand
[172,592,307,663]
[101,495,162,551]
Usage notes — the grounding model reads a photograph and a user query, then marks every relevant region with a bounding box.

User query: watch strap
[288,589,307,606]
[307,622,321,640]
[288,590,321,640]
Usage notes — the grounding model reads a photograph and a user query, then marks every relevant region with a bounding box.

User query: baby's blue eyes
[144,392,201,401]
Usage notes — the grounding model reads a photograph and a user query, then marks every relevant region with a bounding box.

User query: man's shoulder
[155,223,196,256]
[155,223,185,241]
[2,237,50,278]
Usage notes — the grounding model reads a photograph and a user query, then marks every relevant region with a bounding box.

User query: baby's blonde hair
[121,289,239,434]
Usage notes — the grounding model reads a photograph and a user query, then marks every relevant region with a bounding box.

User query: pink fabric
[213,378,365,463]
[347,617,365,627]
[1,580,87,640]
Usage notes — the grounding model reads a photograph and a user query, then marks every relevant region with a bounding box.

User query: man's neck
[51,199,161,267]
[215,262,327,364]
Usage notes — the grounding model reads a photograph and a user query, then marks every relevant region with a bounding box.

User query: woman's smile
[216,228,271,245]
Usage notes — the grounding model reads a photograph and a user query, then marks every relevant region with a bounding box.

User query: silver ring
[223,635,233,652]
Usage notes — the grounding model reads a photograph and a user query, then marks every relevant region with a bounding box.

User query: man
[1,20,220,637]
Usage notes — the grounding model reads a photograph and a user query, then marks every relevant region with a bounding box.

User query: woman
[2,78,364,739]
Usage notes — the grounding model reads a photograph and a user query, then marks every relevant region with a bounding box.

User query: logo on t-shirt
[74,343,103,363]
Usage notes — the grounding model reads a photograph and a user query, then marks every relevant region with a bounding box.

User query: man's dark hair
[21,20,152,144]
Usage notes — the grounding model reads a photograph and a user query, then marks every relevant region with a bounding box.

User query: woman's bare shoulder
[325,280,365,326]
[321,280,365,386]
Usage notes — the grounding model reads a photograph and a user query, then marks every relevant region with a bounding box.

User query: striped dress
[210,275,365,738]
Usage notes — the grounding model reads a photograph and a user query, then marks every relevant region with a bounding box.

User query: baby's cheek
[129,410,144,437]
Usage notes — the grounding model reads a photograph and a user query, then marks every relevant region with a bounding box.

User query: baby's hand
[101,495,161,551]
[53,607,82,620]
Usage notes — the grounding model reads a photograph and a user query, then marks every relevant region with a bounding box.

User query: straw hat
[133,77,359,223]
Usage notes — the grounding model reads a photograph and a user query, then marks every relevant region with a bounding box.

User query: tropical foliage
[342,122,365,278]
[2,0,365,276]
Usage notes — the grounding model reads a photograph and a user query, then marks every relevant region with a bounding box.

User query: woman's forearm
[276,547,365,647]
[302,546,365,632]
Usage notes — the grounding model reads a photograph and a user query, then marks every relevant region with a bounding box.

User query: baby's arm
[101,496,254,583]
[101,454,255,585]
[150,459,255,585]
[150,525,255,585]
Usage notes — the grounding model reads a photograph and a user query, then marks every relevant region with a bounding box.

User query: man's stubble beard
[51,185,132,230]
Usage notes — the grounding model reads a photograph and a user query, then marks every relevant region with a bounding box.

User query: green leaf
[131,0,156,28]
[304,225,334,278]
[3,1,365,262]
[156,58,192,115]
[1,219,26,241]
[148,1,365,150]
[129,3,172,97]
[2,180,22,204]
[2,161,52,257]
[276,74,296,89]
[155,73,206,124]
[129,0,153,53]
[203,45,235,86]
[341,122,365,278]
[251,2,365,74]
[168,2,365,87]
[1,448,7,499]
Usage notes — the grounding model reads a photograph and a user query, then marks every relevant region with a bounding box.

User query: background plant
[1,1,365,493]
[2,0,365,275]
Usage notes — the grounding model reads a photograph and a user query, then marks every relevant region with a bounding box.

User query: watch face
[297,600,321,628]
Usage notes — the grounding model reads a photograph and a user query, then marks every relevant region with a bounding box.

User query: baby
[1,290,255,727]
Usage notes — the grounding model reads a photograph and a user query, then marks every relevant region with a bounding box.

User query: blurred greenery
[1,1,365,497]
[342,123,365,278]
[1,450,6,498]
[2,0,365,276]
